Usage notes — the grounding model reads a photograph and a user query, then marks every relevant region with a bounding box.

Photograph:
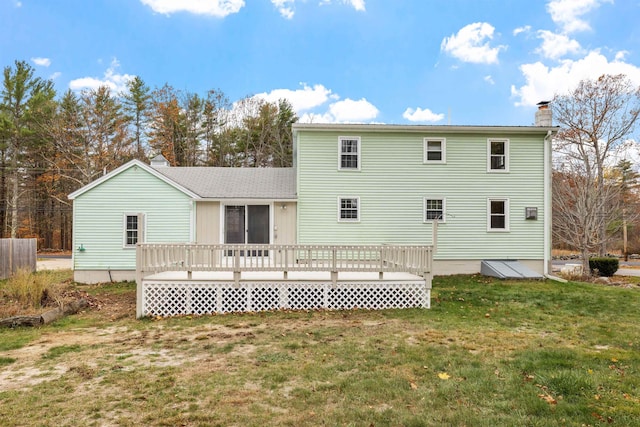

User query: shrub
[588,257,619,277]
[0,269,63,309]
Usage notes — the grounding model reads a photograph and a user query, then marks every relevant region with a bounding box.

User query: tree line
[0,60,297,249]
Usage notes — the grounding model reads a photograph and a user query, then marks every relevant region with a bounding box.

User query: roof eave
[292,123,560,135]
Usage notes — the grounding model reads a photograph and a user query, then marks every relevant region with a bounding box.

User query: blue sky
[2,0,640,126]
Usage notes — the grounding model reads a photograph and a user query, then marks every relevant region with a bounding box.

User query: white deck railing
[136,243,432,284]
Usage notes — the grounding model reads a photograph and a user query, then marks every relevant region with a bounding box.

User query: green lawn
[0,274,639,426]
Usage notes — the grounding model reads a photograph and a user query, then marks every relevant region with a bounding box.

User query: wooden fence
[0,238,37,279]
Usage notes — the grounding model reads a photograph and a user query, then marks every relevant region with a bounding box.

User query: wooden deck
[136,244,433,317]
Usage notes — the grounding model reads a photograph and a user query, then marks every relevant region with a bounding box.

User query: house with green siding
[293,118,555,276]
[69,106,555,284]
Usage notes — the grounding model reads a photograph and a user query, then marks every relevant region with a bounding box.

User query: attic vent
[151,154,170,167]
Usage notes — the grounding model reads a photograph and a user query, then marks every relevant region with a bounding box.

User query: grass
[0,269,72,316]
[1,274,639,426]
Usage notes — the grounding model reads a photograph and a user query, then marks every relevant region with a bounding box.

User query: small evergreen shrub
[588,257,619,277]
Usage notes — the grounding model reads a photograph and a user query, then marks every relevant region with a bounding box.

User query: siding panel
[73,166,192,270]
[297,131,545,260]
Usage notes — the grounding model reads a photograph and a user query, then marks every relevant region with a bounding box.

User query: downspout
[543,130,553,275]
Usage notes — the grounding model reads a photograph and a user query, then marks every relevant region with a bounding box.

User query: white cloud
[511,50,640,107]
[252,82,378,124]
[49,72,61,80]
[271,0,294,19]
[402,107,444,123]
[69,58,135,93]
[140,0,245,17]
[254,83,337,112]
[535,30,582,60]
[299,98,379,123]
[328,98,378,122]
[513,25,531,36]
[319,0,366,12]
[441,22,506,64]
[546,0,612,34]
[14,1,22,7]
[615,50,629,61]
[484,75,495,85]
[31,57,51,67]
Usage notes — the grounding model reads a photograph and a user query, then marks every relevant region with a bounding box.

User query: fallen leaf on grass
[438,372,451,380]
[409,381,418,390]
[538,393,557,405]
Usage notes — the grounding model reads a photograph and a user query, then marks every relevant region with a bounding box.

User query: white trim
[423,138,446,164]
[338,136,361,171]
[487,138,509,173]
[293,123,558,135]
[423,197,446,223]
[337,196,360,222]
[189,200,195,243]
[123,212,146,248]
[487,198,509,232]
[68,160,200,200]
[543,130,552,275]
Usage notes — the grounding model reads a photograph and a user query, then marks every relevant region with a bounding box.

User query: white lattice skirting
[142,281,430,317]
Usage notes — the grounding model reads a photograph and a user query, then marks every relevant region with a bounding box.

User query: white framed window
[487,199,509,231]
[124,213,145,247]
[338,197,360,222]
[423,138,446,163]
[487,139,509,172]
[338,136,360,170]
[424,198,446,222]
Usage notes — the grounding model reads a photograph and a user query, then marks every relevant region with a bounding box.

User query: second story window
[339,136,360,170]
[424,138,446,163]
[488,139,509,172]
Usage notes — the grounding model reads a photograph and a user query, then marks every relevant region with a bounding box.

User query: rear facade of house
[293,119,554,276]
[69,108,555,283]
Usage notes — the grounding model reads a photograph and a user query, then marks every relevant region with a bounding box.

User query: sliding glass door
[224,205,269,255]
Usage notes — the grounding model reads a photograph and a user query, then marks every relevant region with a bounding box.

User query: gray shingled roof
[154,167,296,199]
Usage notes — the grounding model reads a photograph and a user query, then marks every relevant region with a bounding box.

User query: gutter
[292,123,559,135]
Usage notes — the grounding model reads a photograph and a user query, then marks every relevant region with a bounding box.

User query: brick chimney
[535,101,552,126]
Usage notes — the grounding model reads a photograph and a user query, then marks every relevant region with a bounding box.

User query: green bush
[588,257,619,277]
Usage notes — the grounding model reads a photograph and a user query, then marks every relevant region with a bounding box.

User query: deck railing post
[234,247,240,286]
[136,244,144,318]
[331,247,337,286]
[187,245,192,279]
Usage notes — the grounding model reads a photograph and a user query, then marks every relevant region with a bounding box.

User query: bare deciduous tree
[552,74,640,266]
